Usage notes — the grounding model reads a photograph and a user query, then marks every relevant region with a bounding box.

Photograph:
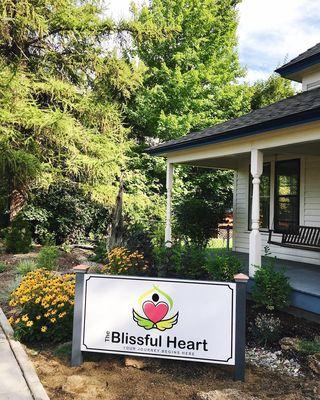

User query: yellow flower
[26,321,33,327]
[50,318,56,323]
[8,317,14,325]
[21,314,29,322]
[58,312,66,318]
[36,315,41,320]
[15,318,20,324]
[41,326,47,333]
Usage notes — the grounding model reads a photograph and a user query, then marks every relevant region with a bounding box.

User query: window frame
[274,158,300,234]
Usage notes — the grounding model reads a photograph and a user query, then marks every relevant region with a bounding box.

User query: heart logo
[142,301,169,323]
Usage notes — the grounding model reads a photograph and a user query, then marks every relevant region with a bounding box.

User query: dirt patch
[28,348,320,400]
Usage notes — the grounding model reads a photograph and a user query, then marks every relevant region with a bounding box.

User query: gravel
[246,347,304,377]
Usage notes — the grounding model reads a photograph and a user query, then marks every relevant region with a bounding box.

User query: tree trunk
[109,178,124,249]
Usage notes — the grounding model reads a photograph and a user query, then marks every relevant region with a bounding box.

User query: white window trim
[247,155,305,233]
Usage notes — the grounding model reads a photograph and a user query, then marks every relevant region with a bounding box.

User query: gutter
[147,107,320,156]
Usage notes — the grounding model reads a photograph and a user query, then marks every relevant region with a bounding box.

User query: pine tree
[0,0,141,221]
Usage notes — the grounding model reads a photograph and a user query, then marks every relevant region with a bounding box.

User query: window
[274,159,300,233]
[248,163,271,230]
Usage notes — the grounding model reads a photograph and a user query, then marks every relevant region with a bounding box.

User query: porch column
[249,149,263,276]
[165,161,174,247]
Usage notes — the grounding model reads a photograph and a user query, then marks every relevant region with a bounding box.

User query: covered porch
[161,123,320,314]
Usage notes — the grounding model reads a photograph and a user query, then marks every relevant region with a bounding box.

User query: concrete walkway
[0,309,50,400]
[0,325,33,399]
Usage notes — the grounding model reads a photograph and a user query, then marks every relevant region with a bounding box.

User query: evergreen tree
[0,0,142,222]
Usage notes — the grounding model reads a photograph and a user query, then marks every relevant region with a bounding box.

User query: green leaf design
[156,312,179,331]
[132,309,154,330]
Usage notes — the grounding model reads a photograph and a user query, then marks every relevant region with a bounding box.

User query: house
[148,43,320,315]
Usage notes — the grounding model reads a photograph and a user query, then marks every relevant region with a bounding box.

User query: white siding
[233,156,320,265]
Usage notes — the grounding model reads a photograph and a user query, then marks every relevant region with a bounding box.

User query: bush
[250,313,282,346]
[8,269,75,342]
[37,246,59,270]
[0,262,7,273]
[124,223,154,267]
[252,259,291,311]
[22,182,111,244]
[205,253,242,282]
[16,260,38,276]
[90,240,109,263]
[175,197,225,247]
[298,339,320,355]
[4,215,32,253]
[100,247,149,276]
[153,243,207,279]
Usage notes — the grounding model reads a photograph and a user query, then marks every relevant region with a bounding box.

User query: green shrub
[53,342,72,360]
[252,259,291,311]
[124,223,154,267]
[298,339,320,355]
[8,269,75,342]
[90,240,109,263]
[0,262,7,273]
[250,313,282,346]
[154,243,207,279]
[205,253,242,282]
[175,197,225,248]
[37,246,59,270]
[4,215,32,253]
[16,260,38,276]
[22,182,111,244]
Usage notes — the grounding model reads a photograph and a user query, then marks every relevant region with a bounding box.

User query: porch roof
[147,86,320,156]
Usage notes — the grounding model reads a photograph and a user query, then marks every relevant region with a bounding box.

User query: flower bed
[9,269,75,342]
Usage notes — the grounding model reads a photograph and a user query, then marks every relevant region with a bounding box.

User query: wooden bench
[268,226,320,252]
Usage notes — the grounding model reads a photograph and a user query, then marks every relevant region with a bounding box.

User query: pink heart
[142,301,169,323]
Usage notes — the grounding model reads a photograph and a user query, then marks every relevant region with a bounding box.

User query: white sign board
[81,275,236,365]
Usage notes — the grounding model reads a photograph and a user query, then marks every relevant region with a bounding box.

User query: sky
[105,0,320,83]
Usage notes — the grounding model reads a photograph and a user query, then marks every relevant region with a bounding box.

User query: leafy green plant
[124,223,154,267]
[16,260,38,276]
[252,258,291,311]
[4,215,32,254]
[0,262,7,273]
[175,198,225,248]
[90,240,109,263]
[205,253,242,282]
[250,313,282,346]
[22,182,111,245]
[298,339,320,355]
[53,342,72,360]
[37,246,59,271]
[153,243,207,279]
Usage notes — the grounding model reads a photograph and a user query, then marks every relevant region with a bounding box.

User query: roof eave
[147,108,320,156]
[275,54,320,81]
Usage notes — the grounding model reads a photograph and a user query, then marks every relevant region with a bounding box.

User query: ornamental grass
[8,269,75,342]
